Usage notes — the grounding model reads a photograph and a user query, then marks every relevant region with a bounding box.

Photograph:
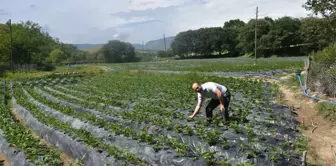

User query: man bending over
[189,82,231,123]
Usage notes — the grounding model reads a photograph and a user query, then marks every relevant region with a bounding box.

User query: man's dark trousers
[205,89,231,123]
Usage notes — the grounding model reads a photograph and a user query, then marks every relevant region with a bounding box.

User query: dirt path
[214,74,336,165]
[255,76,336,166]
[278,85,336,166]
[0,153,10,166]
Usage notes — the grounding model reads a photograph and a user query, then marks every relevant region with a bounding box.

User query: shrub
[317,101,336,121]
[311,43,336,65]
[308,43,336,96]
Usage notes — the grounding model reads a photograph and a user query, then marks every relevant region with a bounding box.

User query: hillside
[144,36,175,50]
[83,45,103,53]
[74,36,175,53]
[73,44,103,50]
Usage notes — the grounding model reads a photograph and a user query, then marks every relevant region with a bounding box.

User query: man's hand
[220,104,225,112]
[189,115,194,119]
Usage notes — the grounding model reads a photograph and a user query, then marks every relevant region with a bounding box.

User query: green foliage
[171,14,332,58]
[0,82,62,165]
[317,101,336,121]
[307,43,336,96]
[100,40,136,63]
[108,58,304,72]
[157,50,173,57]
[311,43,336,65]
[15,69,309,165]
[46,49,65,64]
[303,0,336,18]
[293,135,309,154]
[300,17,333,50]
[0,21,92,71]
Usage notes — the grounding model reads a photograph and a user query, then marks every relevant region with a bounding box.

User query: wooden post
[301,151,307,166]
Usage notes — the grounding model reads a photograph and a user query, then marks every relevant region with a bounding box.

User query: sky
[0,0,311,44]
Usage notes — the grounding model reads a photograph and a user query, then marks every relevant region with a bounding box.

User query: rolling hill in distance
[73,36,175,53]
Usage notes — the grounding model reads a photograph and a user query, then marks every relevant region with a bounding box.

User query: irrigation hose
[296,73,336,105]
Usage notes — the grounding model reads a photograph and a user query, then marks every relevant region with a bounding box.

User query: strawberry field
[0,69,307,166]
[106,57,305,73]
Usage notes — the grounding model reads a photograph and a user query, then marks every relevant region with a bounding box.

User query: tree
[223,19,246,56]
[300,17,332,51]
[238,18,273,56]
[157,50,173,57]
[171,31,191,57]
[100,40,136,63]
[303,0,336,17]
[46,49,65,64]
[303,0,336,41]
[0,24,10,65]
[271,16,302,54]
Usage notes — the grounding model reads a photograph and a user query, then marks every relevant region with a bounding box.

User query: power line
[255,6,258,65]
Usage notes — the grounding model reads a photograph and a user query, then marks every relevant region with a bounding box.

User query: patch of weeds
[293,135,308,154]
[316,101,336,121]
[220,138,230,150]
[265,116,276,121]
[229,122,241,134]
[201,151,217,166]
[217,159,231,166]
[236,161,254,166]
[299,123,308,130]
[203,130,222,146]
[267,145,289,163]
[269,83,285,105]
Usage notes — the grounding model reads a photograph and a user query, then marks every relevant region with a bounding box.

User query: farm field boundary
[7,71,307,165]
[120,68,335,166]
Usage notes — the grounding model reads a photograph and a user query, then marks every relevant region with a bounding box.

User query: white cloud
[0,0,311,44]
[127,0,185,11]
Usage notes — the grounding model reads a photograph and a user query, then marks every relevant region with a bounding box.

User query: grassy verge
[316,101,336,122]
[279,73,303,90]
[3,70,48,80]
[54,65,105,73]
[1,66,105,80]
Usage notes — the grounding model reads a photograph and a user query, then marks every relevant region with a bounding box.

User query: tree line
[0,21,138,71]
[0,21,94,71]
[0,0,334,70]
[170,16,334,58]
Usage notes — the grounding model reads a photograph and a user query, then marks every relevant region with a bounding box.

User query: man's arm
[215,88,225,111]
[189,93,203,118]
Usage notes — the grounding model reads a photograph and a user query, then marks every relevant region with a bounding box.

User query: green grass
[1,65,106,80]
[279,74,300,89]
[106,56,306,72]
[316,101,336,121]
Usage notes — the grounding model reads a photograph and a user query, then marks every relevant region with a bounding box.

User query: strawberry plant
[0,81,63,165]
[14,69,305,165]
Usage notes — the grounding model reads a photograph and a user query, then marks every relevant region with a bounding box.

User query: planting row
[16,71,305,165]
[0,81,63,166]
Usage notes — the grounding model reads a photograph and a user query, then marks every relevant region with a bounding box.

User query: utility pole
[163,34,166,51]
[6,19,14,73]
[254,7,258,65]
[142,41,144,52]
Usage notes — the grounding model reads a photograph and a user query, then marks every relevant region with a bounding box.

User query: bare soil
[256,77,336,166]
[279,85,336,166]
[0,153,10,166]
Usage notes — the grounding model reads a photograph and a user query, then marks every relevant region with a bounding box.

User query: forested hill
[144,36,175,50]
[170,16,335,57]
[74,36,175,51]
